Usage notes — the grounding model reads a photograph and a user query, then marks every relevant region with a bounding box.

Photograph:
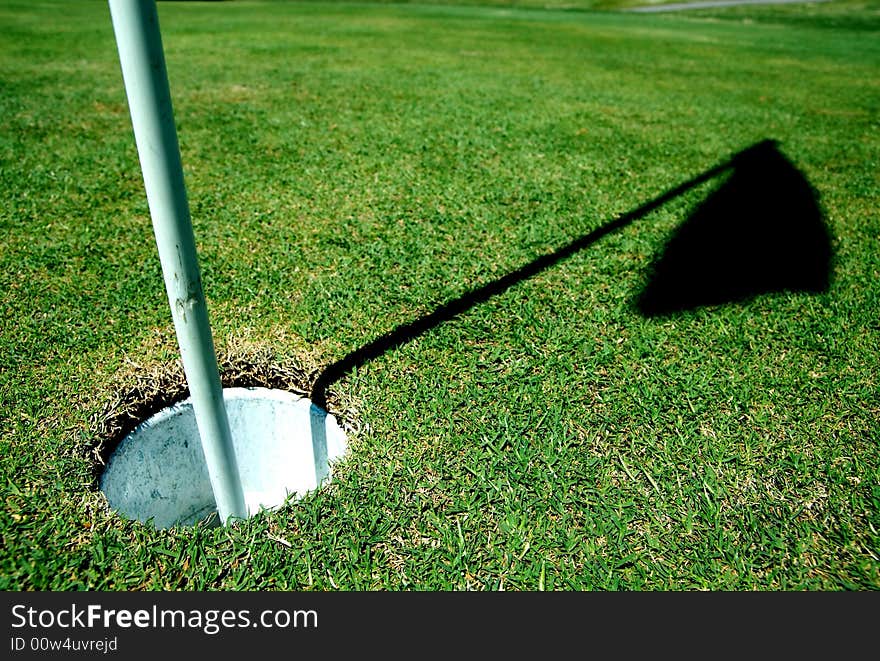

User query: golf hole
[100,387,348,529]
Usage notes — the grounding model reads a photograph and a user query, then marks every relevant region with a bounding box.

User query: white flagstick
[108,0,247,524]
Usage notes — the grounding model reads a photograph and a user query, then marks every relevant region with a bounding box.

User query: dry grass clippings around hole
[87,343,357,486]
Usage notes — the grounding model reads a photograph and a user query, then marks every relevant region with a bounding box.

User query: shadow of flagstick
[310,140,775,410]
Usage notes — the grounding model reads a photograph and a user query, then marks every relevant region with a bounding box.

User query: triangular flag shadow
[637,140,832,317]
[310,139,834,408]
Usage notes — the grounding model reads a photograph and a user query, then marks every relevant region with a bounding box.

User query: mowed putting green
[1,0,878,589]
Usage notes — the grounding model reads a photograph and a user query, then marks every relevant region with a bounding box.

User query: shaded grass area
[655,0,880,30]
[1,0,878,589]
[303,0,880,19]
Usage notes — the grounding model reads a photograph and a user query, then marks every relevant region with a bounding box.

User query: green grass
[311,0,880,16]
[1,0,878,590]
